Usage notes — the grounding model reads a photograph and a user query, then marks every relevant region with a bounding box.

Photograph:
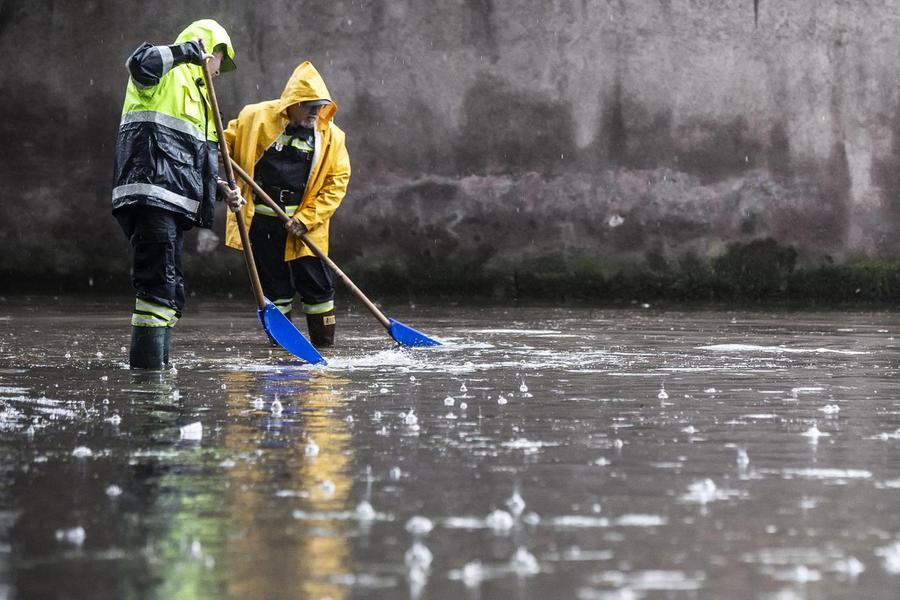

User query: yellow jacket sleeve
[296,137,351,231]
[224,116,238,157]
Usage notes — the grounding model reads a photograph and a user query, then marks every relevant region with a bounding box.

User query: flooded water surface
[0,296,898,599]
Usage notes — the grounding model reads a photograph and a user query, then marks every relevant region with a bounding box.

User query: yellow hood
[276,61,337,125]
[223,61,351,260]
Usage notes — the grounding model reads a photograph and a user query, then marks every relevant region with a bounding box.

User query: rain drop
[406,515,434,536]
[486,509,514,532]
[305,439,320,456]
[510,547,540,575]
[356,501,376,521]
[506,490,526,517]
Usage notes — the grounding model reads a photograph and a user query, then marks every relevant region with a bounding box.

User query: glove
[217,180,246,213]
[284,217,308,237]
[178,40,205,66]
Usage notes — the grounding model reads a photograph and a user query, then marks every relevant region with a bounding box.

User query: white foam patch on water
[548,516,610,528]
[777,468,872,480]
[179,422,203,441]
[762,565,822,583]
[274,489,309,498]
[291,508,393,522]
[54,526,86,546]
[0,406,25,431]
[501,438,559,453]
[697,344,868,355]
[36,406,79,419]
[876,541,900,574]
[542,548,615,562]
[447,549,542,587]
[442,516,487,529]
[588,569,706,591]
[0,386,28,395]
[743,546,850,571]
[660,367,729,372]
[615,514,667,527]
[791,387,826,395]
[326,349,420,369]
[465,328,565,335]
[328,573,398,589]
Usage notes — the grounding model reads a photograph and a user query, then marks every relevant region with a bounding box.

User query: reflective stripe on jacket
[111,20,235,228]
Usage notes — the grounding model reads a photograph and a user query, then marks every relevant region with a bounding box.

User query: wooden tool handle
[229,158,392,330]
[199,42,267,310]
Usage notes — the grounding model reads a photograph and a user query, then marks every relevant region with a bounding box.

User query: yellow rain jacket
[224,62,351,259]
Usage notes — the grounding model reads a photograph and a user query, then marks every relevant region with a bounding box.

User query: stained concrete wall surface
[1,0,899,299]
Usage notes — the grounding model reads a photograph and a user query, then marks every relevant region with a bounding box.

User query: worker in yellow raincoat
[224,62,351,348]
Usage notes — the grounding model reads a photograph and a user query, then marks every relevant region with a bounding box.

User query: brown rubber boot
[306,310,336,348]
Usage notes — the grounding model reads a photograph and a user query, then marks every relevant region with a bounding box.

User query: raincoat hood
[277,61,337,124]
[174,19,236,73]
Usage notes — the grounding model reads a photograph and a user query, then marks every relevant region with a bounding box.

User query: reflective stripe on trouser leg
[302,300,334,315]
[131,297,178,327]
[273,297,293,315]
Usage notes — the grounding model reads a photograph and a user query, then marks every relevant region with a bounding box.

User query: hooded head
[174,19,236,73]
[277,62,337,125]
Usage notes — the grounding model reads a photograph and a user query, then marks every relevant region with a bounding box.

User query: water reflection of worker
[112,20,245,369]
[220,368,353,598]
[224,62,351,349]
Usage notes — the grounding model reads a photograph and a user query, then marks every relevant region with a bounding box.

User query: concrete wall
[2,0,899,299]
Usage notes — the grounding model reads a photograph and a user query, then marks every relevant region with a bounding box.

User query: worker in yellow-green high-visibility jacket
[112,19,245,369]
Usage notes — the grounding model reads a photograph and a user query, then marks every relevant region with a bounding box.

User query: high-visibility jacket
[111,20,236,228]
[224,62,351,259]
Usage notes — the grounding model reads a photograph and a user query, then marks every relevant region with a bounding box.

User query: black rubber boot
[129,326,168,369]
[163,327,172,365]
[306,310,336,348]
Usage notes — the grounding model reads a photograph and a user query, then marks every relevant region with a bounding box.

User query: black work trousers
[115,206,186,317]
[249,214,334,312]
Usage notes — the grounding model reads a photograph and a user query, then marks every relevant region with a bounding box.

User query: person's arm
[291,139,351,233]
[126,40,204,89]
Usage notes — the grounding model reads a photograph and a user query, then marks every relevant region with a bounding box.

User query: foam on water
[697,344,868,355]
[292,508,393,522]
[875,541,900,574]
[179,422,202,441]
[777,468,872,480]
